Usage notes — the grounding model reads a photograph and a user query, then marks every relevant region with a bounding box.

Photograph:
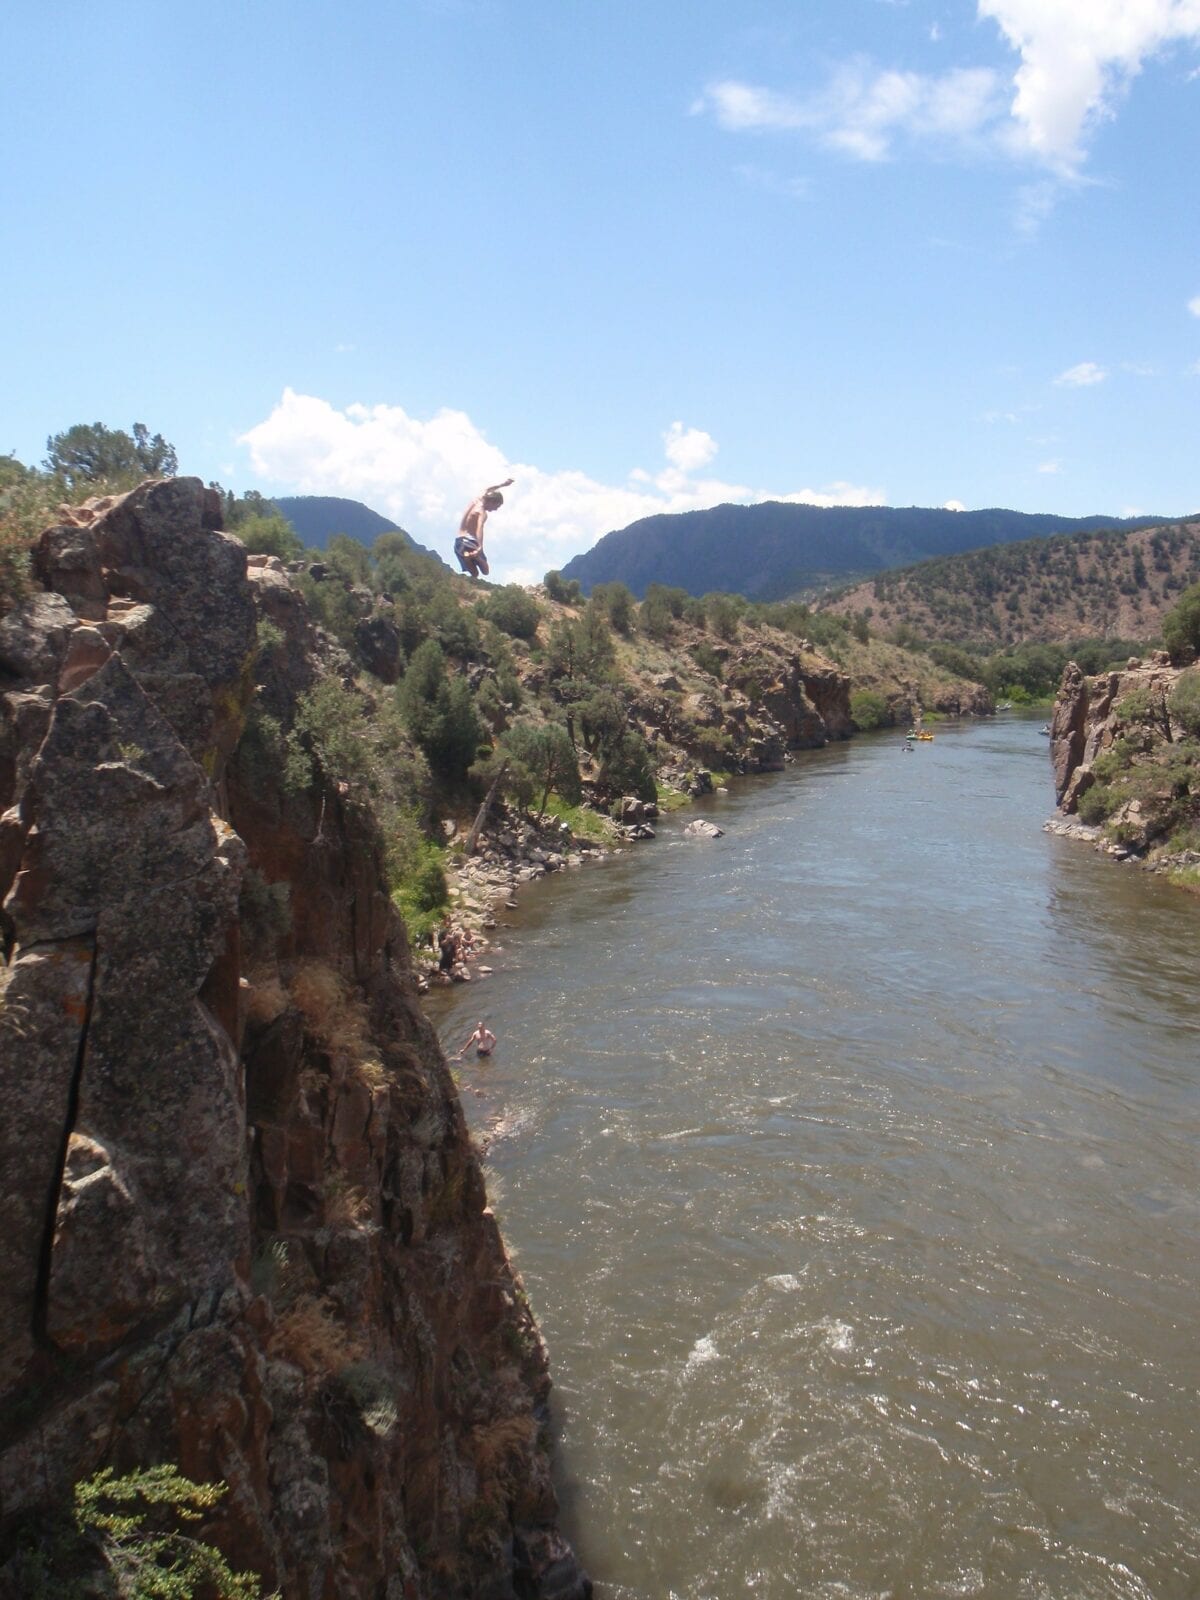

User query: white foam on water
[821,1318,855,1353]
[765,1273,803,1292]
[684,1333,720,1372]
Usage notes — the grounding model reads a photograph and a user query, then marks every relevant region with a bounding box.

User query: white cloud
[1054,360,1107,385]
[693,63,1005,162]
[1188,294,1200,316]
[663,421,718,474]
[1037,459,1062,473]
[695,3,1200,176]
[238,390,885,585]
[979,0,1200,170]
[943,498,967,511]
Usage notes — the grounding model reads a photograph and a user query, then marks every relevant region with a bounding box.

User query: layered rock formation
[0,481,588,1598]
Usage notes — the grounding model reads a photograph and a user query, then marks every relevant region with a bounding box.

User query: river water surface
[430,717,1199,1599]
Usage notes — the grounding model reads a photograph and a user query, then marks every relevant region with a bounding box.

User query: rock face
[1048,650,1200,867]
[0,481,588,1599]
[1050,651,1179,816]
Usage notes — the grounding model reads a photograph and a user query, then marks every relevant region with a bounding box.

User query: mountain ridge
[559,502,1170,601]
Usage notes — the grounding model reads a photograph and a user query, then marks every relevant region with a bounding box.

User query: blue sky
[3,0,1199,582]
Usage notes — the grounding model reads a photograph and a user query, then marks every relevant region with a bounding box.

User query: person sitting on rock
[455,1021,496,1059]
[454,478,513,578]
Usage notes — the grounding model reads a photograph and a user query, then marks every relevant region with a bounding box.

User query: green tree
[499,719,581,820]
[590,581,636,636]
[543,569,582,605]
[639,583,687,642]
[372,531,415,596]
[397,639,484,782]
[480,583,541,640]
[325,534,373,587]
[704,593,742,642]
[1162,580,1200,661]
[1168,668,1200,736]
[232,511,304,562]
[45,422,178,490]
[10,1465,270,1599]
[850,689,889,730]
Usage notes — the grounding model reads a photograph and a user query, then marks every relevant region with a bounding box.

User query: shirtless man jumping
[454,477,514,578]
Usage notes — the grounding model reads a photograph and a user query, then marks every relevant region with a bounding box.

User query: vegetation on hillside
[821,520,1200,654]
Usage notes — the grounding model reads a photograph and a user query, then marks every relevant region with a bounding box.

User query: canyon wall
[0,480,588,1598]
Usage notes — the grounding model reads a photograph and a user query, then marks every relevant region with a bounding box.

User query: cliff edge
[0,480,589,1597]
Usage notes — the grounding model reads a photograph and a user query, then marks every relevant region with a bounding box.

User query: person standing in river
[454,1021,496,1059]
[454,477,513,578]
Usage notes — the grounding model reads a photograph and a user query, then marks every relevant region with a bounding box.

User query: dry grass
[470,1414,535,1485]
[288,959,387,1091]
[324,1176,372,1229]
[244,971,288,1027]
[268,1294,364,1377]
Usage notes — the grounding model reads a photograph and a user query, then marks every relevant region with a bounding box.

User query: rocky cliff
[0,481,589,1597]
[1048,650,1200,876]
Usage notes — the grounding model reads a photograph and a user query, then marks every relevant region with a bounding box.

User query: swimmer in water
[454,1020,496,1060]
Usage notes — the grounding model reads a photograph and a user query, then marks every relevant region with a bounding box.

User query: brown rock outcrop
[1050,652,1182,818]
[0,480,588,1598]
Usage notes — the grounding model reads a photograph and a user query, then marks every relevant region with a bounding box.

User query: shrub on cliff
[1077,782,1118,825]
[231,510,304,563]
[7,1465,270,1599]
[850,689,889,730]
[479,583,541,641]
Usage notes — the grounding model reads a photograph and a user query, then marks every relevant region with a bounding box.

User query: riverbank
[418,780,729,989]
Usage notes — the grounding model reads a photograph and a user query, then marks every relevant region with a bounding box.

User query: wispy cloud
[1054,361,1107,386]
[1037,459,1062,474]
[239,390,885,585]
[1188,294,1200,317]
[695,2,1200,178]
[693,63,1005,162]
[732,163,812,200]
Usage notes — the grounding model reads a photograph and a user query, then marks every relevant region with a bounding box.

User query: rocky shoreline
[420,789,728,990]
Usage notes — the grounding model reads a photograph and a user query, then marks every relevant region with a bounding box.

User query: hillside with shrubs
[0,429,990,957]
[820,519,1200,650]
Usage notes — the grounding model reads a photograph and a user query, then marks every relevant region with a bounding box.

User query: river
[428,716,1199,1599]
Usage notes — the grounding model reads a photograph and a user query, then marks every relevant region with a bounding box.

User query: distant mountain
[271,496,399,547]
[559,502,1169,601]
[271,495,443,563]
[819,518,1200,647]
